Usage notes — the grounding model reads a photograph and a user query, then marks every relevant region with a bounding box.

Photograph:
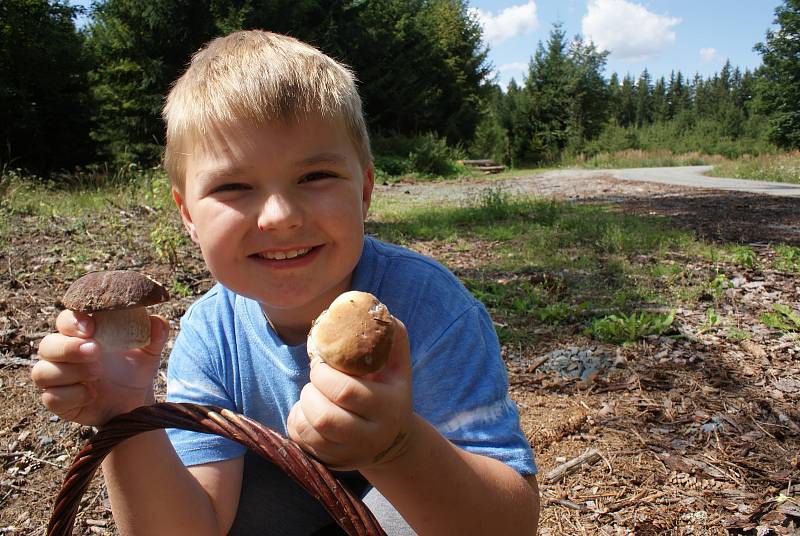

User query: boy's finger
[310,361,374,414]
[36,333,100,364]
[40,383,95,414]
[287,403,358,468]
[55,309,94,338]
[31,360,100,389]
[298,382,367,444]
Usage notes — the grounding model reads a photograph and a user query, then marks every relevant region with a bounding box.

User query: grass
[564,149,725,169]
[5,166,796,347]
[368,186,732,343]
[708,151,800,184]
[560,148,800,186]
[587,310,676,345]
[761,303,800,332]
[0,166,173,218]
[773,244,800,272]
[0,169,179,277]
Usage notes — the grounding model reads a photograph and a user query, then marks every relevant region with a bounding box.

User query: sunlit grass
[367,186,727,342]
[708,151,800,184]
[5,167,796,346]
[564,149,725,169]
[1,168,174,218]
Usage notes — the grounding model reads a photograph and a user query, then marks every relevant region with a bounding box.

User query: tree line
[475,25,771,167]
[2,0,799,176]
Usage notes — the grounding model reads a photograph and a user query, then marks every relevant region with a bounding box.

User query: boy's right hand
[31,309,170,426]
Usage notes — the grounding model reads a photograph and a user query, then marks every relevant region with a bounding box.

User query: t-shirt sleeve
[165,308,246,466]
[412,303,537,476]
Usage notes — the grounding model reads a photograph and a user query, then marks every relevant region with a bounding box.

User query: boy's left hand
[287,318,415,471]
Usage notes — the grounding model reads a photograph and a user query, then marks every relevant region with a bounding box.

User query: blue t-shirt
[166,236,537,476]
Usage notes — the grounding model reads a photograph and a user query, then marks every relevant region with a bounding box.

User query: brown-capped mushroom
[307,291,395,375]
[62,271,170,351]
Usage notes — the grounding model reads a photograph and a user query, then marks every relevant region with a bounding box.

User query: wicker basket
[47,402,387,536]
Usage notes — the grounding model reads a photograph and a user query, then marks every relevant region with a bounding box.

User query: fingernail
[79,342,98,355]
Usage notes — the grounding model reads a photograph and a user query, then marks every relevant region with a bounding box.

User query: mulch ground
[1,175,798,535]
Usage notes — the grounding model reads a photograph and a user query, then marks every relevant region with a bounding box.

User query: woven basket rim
[46,402,386,536]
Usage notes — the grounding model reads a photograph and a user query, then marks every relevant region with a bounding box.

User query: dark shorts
[228,452,416,535]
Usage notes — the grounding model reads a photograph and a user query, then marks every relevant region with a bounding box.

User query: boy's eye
[211,183,249,193]
[300,171,336,183]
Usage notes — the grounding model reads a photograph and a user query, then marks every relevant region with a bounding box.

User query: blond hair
[163,30,371,189]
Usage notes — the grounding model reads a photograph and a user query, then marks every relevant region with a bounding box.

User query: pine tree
[754,0,800,148]
[635,69,653,126]
[618,74,637,127]
[568,36,610,143]
[0,0,93,172]
[524,24,572,161]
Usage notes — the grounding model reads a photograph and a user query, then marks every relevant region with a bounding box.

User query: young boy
[32,30,539,535]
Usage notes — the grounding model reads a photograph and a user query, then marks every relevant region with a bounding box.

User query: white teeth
[260,247,311,260]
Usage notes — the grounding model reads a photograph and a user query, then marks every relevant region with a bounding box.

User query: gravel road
[375,166,800,206]
[599,165,800,197]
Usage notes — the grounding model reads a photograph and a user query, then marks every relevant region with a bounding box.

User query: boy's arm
[290,316,539,535]
[102,428,243,536]
[362,415,539,536]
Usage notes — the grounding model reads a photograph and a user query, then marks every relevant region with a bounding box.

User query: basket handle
[47,402,387,536]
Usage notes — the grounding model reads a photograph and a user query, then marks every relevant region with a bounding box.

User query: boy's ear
[172,187,199,243]
[361,164,375,217]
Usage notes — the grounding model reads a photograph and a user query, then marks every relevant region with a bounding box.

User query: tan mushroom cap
[62,271,170,313]
[307,291,395,375]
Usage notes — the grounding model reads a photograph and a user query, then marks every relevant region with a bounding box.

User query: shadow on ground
[598,191,800,247]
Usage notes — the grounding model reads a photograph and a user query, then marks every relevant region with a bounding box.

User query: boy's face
[173,116,373,326]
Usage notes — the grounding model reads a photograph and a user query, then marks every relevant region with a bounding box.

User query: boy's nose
[257,193,303,231]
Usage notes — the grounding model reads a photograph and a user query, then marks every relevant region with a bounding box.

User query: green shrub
[774,244,800,272]
[588,310,675,345]
[470,112,507,165]
[730,246,757,269]
[761,303,800,332]
[372,132,465,178]
[150,222,185,267]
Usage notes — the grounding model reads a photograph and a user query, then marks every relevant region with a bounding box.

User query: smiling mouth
[256,246,315,260]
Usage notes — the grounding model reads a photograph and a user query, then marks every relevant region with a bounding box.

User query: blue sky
[469,0,782,88]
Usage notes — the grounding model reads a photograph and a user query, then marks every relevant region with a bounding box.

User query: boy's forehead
[183,119,362,179]
[190,117,353,156]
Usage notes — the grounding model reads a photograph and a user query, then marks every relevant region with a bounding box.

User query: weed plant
[761,304,800,332]
[566,149,722,169]
[773,245,800,272]
[708,151,800,184]
[370,187,716,344]
[587,311,676,345]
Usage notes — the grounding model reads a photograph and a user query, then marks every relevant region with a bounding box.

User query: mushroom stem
[92,307,151,351]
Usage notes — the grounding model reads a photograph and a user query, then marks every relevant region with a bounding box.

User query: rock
[740,340,767,359]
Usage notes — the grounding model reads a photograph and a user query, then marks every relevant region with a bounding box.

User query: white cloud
[498,62,529,73]
[581,0,681,61]
[700,47,720,62]
[470,2,539,46]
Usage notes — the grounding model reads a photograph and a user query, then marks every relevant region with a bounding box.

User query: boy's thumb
[368,317,410,382]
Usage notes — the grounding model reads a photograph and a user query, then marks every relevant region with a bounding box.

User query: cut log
[478,165,505,174]
[460,159,496,166]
